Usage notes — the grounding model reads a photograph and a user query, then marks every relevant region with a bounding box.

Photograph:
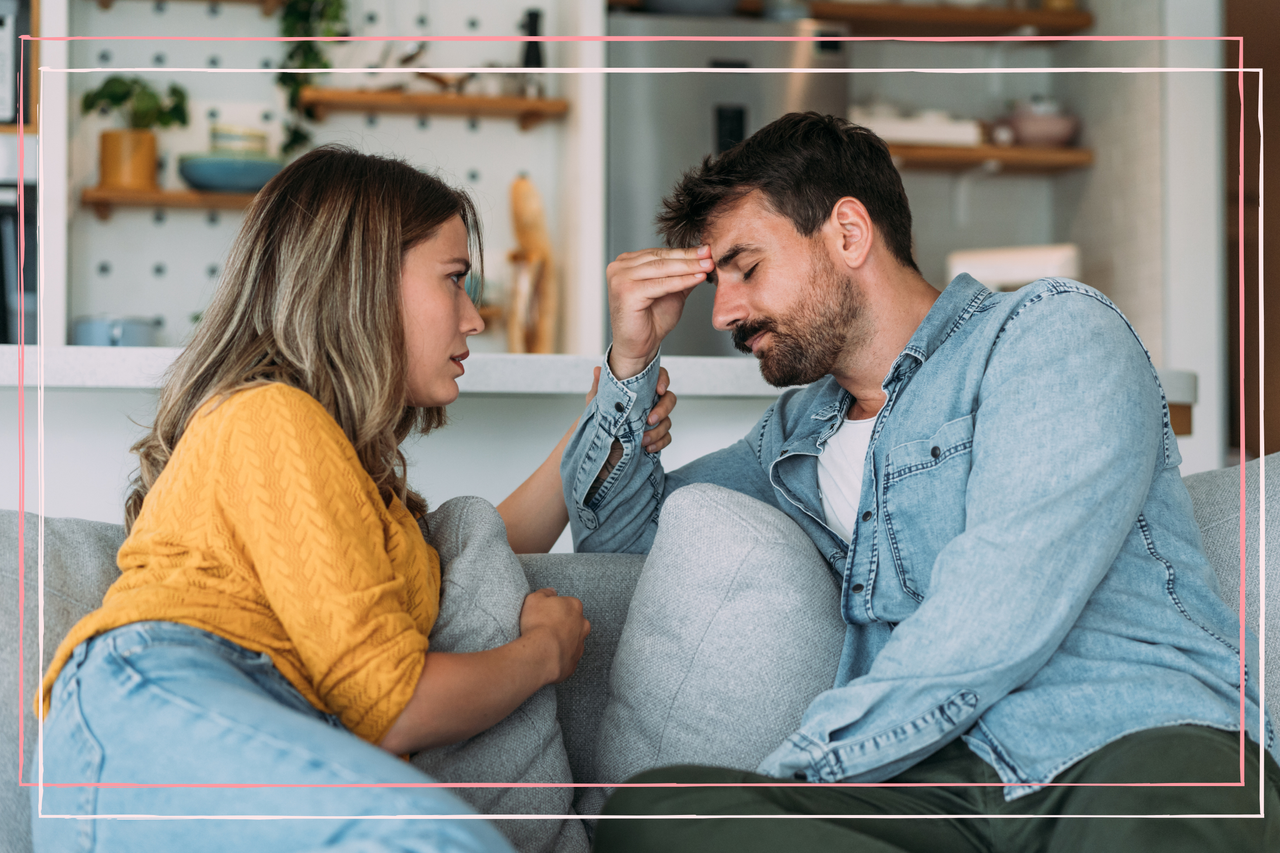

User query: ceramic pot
[1008,113,1079,147]
[98,129,158,190]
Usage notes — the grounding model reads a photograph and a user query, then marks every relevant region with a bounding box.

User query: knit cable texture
[39,384,439,744]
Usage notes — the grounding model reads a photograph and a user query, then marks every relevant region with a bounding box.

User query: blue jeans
[31,621,516,853]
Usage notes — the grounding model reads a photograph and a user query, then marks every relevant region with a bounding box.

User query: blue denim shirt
[562,274,1274,799]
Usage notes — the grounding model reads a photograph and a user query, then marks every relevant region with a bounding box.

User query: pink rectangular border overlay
[12,31,1266,822]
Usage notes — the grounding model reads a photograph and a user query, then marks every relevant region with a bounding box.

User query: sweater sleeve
[213,385,429,743]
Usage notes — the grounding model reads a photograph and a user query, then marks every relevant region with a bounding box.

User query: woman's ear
[826,196,874,271]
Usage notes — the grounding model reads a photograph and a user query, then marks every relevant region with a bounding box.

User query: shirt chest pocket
[881,415,974,601]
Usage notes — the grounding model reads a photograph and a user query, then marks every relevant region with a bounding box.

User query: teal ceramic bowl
[178,152,284,193]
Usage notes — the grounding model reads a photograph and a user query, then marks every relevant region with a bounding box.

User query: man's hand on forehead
[610,245,714,290]
[605,244,714,380]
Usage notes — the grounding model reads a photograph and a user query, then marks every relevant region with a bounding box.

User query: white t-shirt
[817,414,876,543]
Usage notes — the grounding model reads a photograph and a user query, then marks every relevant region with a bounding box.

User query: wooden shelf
[81,186,258,220]
[887,143,1092,172]
[296,87,570,131]
[610,1,1093,37]
[93,0,282,14]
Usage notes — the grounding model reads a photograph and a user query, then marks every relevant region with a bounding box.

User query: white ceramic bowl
[1008,113,1079,147]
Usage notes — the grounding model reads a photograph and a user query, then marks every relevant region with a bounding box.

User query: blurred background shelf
[1,342,1192,435]
[0,345,787,397]
[888,143,1093,172]
[80,186,257,219]
[297,87,571,131]
[92,0,281,13]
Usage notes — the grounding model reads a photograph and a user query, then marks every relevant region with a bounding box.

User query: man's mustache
[732,319,779,355]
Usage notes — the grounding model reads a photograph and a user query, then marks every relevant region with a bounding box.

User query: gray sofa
[3,453,1277,852]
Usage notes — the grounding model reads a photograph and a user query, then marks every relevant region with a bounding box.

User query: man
[560,112,1277,850]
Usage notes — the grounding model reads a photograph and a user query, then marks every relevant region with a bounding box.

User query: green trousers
[595,726,1279,853]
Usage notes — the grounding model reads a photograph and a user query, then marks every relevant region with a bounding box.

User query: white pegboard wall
[65,0,583,351]
[328,0,566,91]
[67,203,237,347]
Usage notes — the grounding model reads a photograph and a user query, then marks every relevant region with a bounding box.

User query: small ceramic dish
[178,152,284,193]
[1008,113,1080,147]
[210,124,269,155]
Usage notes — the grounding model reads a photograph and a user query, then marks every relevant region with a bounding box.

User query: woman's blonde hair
[124,145,482,531]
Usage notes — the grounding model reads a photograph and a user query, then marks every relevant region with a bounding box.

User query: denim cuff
[563,348,664,531]
[592,346,662,439]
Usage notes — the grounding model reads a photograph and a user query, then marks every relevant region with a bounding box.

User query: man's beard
[731,249,866,388]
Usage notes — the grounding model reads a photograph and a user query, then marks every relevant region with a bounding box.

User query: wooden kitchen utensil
[507,174,557,353]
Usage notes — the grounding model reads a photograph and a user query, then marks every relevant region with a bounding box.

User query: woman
[32,146,674,852]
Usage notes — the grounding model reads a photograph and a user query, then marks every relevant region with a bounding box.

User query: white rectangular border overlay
[26,45,1268,823]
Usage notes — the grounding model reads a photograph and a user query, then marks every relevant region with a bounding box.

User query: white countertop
[0,345,783,398]
[0,344,1199,404]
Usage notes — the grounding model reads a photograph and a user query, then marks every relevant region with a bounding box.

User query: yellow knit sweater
[39,383,440,744]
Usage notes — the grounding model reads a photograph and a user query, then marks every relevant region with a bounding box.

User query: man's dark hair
[656,112,919,273]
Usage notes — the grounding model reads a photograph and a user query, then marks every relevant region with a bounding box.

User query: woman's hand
[379,590,590,754]
[644,367,676,454]
[519,587,590,684]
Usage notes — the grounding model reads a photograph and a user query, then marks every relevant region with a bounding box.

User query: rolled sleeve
[561,349,666,553]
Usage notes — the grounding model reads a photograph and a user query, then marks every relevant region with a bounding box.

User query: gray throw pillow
[414,497,587,853]
[594,483,847,788]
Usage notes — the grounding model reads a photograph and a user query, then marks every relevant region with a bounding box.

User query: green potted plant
[277,0,348,156]
[82,76,189,191]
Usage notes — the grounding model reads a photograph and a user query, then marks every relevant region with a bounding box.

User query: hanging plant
[277,0,349,156]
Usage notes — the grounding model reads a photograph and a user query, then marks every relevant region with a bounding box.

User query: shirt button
[614,402,625,413]
[861,510,872,522]
[851,583,865,593]
[930,446,941,458]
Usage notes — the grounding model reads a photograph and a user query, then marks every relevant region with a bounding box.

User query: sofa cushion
[594,483,847,791]
[519,551,646,795]
[412,496,586,853]
[1182,452,1279,730]
[2,510,125,853]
